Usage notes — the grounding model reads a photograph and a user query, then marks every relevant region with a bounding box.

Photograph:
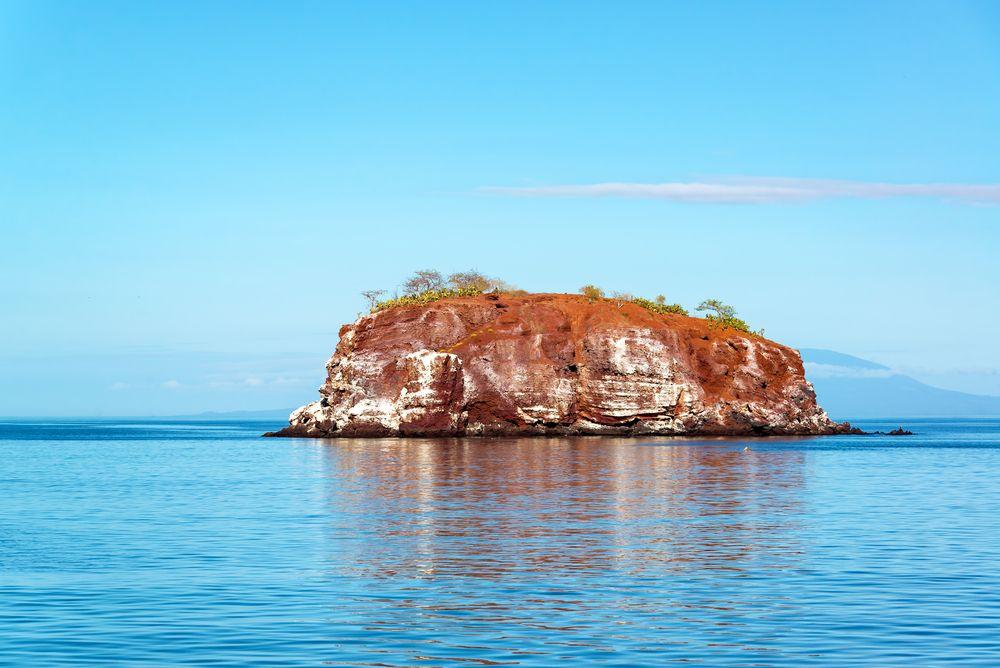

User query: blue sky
[2,1,999,416]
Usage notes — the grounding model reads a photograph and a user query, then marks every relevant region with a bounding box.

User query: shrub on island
[579,286,689,317]
[631,296,689,316]
[373,285,486,312]
[368,270,520,313]
[364,274,762,337]
[580,285,605,301]
[696,299,762,336]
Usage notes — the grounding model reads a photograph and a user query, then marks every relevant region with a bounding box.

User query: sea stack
[267,293,851,438]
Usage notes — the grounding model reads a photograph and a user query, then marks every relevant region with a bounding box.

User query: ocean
[1,418,998,666]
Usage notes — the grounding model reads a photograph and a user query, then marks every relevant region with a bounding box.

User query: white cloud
[205,374,311,389]
[161,379,182,389]
[483,177,1000,205]
[109,381,131,391]
[896,365,1000,377]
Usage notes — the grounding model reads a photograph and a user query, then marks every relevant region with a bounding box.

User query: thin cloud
[483,177,1000,205]
[804,363,896,379]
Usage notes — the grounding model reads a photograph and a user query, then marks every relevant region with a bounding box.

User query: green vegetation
[580,286,688,316]
[631,296,689,316]
[447,270,492,292]
[696,299,761,335]
[368,270,520,313]
[364,275,762,337]
[373,285,486,312]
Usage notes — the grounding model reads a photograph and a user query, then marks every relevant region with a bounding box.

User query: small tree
[580,284,605,302]
[610,291,633,308]
[361,289,386,311]
[655,294,666,305]
[696,299,737,320]
[696,299,753,333]
[403,269,445,296]
[448,270,492,292]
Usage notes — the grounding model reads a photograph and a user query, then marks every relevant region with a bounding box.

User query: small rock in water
[887,427,914,436]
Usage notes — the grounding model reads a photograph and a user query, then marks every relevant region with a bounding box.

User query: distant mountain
[798,349,889,370]
[800,348,1000,420]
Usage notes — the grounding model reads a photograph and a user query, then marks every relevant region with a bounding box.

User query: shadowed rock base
[264,421,861,438]
[266,293,857,439]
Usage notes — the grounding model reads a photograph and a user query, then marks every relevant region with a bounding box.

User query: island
[267,275,855,438]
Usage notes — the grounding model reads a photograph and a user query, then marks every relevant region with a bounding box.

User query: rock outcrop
[267,293,852,438]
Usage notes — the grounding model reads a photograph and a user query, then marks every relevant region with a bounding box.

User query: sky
[2,1,999,416]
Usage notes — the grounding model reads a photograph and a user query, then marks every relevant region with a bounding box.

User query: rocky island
[267,280,853,438]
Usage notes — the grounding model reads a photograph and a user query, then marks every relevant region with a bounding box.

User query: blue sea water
[1,419,999,666]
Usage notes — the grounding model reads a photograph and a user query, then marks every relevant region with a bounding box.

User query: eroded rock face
[268,293,851,438]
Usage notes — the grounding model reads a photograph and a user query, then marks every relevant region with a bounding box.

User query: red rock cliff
[268,293,849,437]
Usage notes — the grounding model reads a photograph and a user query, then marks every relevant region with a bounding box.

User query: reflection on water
[323,438,807,581]
[309,437,822,664]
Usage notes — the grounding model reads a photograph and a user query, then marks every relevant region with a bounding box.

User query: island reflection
[316,437,809,580]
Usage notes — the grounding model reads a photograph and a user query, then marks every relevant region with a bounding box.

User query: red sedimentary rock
[267,293,852,437]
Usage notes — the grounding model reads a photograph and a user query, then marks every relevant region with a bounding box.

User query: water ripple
[0,418,999,665]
